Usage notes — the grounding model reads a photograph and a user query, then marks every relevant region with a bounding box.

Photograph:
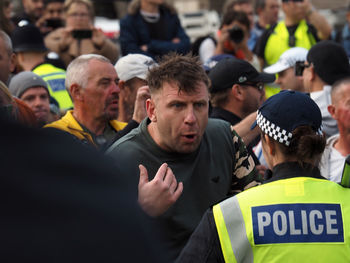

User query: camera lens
[228,26,244,44]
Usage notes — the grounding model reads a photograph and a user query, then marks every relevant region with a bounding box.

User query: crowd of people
[1,0,350,262]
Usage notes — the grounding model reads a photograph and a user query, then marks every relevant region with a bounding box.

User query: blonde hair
[64,0,95,20]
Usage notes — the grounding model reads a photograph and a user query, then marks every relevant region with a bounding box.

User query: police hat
[252,90,322,146]
[11,24,48,53]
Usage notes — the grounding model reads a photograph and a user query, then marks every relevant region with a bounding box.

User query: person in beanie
[298,40,350,137]
[178,90,350,263]
[9,71,50,126]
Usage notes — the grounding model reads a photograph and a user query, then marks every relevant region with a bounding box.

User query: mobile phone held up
[72,29,92,39]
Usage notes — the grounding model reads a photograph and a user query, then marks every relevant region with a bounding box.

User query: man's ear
[146,98,156,122]
[118,80,126,90]
[69,84,83,101]
[9,53,16,73]
[231,84,244,101]
[265,134,276,156]
[328,104,336,120]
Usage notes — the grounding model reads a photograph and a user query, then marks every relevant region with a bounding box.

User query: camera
[72,29,92,39]
[228,26,244,44]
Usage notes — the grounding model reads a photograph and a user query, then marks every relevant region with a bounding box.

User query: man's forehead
[21,86,48,96]
[88,60,117,77]
[156,81,208,99]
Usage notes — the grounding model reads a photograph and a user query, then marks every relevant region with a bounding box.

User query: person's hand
[132,85,150,123]
[140,45,148,52]
[58,27,74,51]
[256,164,268,179]
[138,163,183,217]
[92,27,105,48]
[172,37,180,43]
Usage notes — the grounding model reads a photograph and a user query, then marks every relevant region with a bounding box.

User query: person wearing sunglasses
[208,57,275,175]
[254,0,331,69]
[264,47,308,92]
[301,40,350,138]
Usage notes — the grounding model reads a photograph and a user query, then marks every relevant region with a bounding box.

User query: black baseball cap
[208,57,275,93]
[307,40,350,85]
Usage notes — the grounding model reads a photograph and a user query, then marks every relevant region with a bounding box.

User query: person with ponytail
[177,90,350,263]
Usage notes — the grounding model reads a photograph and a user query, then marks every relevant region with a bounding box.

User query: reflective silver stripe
[219,196,254,263]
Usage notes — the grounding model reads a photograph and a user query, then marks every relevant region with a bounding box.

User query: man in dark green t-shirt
[107,53,258,260]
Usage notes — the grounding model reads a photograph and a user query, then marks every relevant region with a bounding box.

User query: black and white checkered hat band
[256,112,293,146]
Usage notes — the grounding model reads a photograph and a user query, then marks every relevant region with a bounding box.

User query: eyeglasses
[240,82,264,91]
[295,61,311,76]
[67,12,90,18]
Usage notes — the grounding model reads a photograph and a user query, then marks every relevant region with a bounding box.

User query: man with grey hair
[0,30,16,85]
[45,54,148,150]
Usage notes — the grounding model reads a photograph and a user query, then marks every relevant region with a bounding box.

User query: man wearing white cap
[264,47,308,92]
[115,54,157,123]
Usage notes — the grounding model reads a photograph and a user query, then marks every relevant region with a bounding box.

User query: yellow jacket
[45,110,127,147]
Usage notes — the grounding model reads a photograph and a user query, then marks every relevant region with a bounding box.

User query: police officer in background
[177,90,350,262]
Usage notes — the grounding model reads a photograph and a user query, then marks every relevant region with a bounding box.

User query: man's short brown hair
[147,53,210,94]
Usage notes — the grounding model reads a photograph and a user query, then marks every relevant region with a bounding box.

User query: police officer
[177,90,350,263]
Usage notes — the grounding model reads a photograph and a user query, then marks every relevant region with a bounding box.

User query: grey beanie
[9,71,49,98]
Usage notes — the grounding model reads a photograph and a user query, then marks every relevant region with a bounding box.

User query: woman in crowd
[177,90,350,262]
[44,0,118,67]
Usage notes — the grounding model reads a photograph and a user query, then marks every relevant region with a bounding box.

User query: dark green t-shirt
[107,118,257,260]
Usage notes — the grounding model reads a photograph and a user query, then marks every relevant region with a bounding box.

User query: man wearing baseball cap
[9,71,50,126]
[208,57,275,167]
[208,57,274,130]
[114,54,157,123]
[300,40,350,138]
[264,47,308,92]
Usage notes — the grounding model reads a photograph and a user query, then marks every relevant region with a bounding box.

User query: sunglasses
[240,82,265,91]
[295,61,311,76]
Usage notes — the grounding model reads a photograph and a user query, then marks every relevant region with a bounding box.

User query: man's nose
[184,107,196,124]
[111,82,120,94]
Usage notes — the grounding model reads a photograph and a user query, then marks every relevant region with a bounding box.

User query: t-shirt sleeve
[229,127,259,195]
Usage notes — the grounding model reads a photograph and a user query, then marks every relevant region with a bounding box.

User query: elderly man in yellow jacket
[45,54,149,150]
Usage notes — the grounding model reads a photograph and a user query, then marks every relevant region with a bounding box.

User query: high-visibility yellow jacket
[213,169,350,262]
[45,110,127,147]
[33,63,73,110]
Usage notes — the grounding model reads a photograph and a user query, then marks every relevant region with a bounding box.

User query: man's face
[233,3,254,28]
[282,1,305,22]
[121,77,148,120]
[20,86,50,124]
[81,60,120,121]
[148,81,209,154]
[276,67,305,92]
[330,84,350,132]
[45,2,64,20]
[22,0,44,20]
[302,60,312,92]
[263,0,280,25]
[0,38,14,85]
[241,83,265,117]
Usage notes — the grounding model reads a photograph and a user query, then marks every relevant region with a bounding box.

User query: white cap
[114,54,157,82]
[264,47,308,74]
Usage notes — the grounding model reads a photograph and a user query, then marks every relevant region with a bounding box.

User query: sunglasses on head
[295,61,311,76]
